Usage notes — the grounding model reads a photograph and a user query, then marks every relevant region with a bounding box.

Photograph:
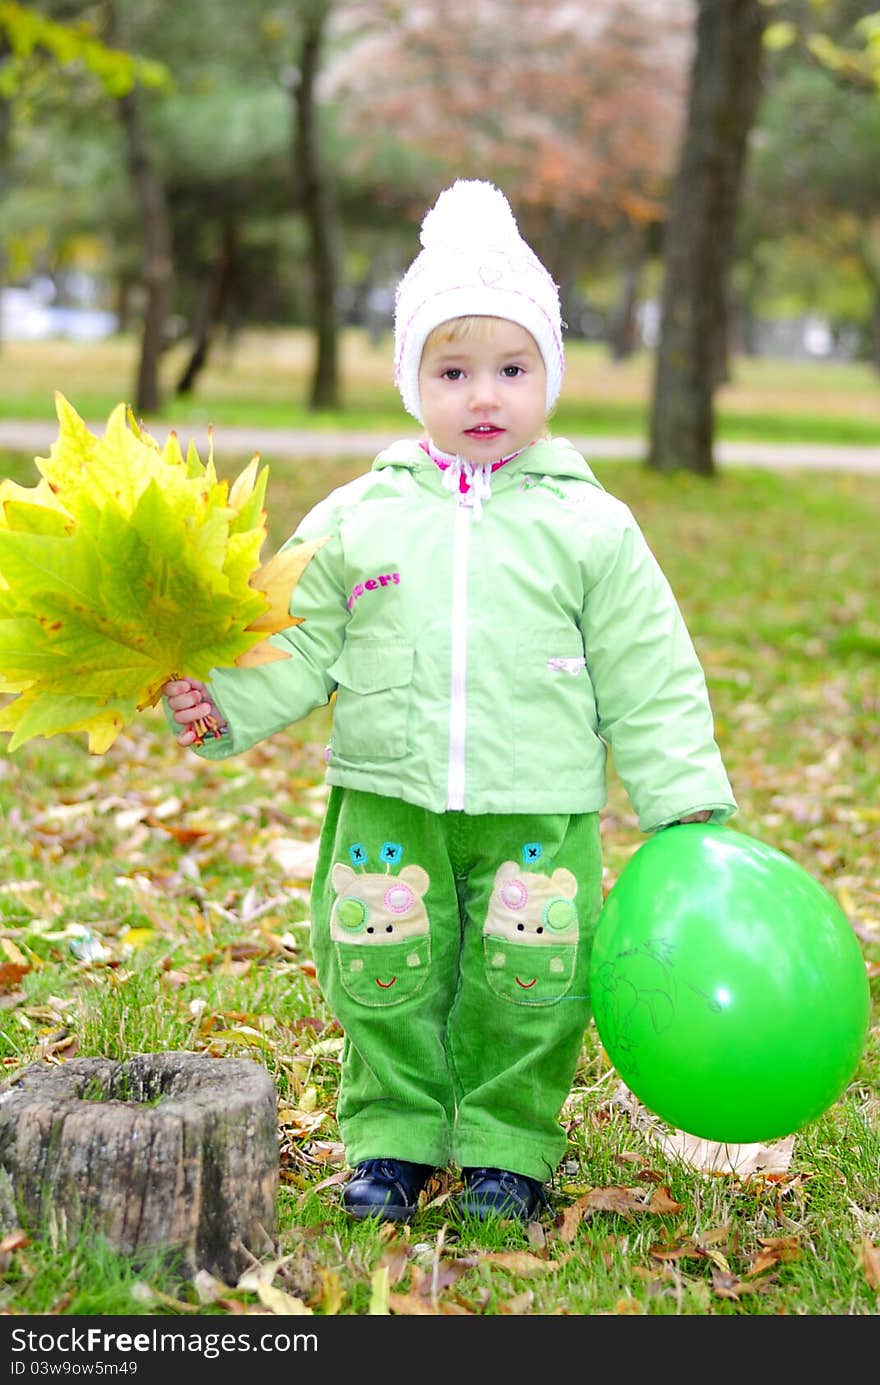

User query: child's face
[418,318,547,463]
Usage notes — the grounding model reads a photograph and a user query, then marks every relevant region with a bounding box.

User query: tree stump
[0,1052,279,1283]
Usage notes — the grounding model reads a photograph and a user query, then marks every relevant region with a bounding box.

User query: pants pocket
[335,936,431,1008]
[482,936,576,1005]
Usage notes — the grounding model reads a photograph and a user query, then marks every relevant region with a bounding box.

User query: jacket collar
[371,436,605,492]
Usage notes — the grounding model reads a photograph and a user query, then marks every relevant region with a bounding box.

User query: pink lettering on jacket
[348,572,400,610]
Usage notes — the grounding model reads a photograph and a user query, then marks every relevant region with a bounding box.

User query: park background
[0,0,878,1319]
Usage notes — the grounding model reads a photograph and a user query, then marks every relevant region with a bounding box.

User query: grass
[1,329,880,445]
[0,430,878,1318]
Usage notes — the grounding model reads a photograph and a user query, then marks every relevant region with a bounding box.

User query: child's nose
[468,374,500,408]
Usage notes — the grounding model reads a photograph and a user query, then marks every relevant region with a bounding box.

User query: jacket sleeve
[579,507,737,833]
[184,501,349,760]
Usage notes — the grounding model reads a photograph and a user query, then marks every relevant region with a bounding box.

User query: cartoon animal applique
[330,861,431,1007]
[483,859,579,1004]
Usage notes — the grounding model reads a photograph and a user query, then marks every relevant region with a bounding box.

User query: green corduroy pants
[310,788,603,1182]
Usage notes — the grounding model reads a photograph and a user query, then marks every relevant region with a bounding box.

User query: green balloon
[589,824,871,1143]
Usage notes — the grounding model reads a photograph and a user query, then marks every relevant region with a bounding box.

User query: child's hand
[163,678,228,748]
[677,810,712,824]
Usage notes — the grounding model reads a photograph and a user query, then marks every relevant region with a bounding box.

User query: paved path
[2,419,879,472]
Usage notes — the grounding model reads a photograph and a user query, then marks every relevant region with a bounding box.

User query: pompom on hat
[393,180,565,425]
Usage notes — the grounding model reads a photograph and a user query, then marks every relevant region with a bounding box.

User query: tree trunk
[0,1053,278,1282]
[117,83,174,416]
[176,222,238,396]
[292,1,341,411]
[104,0,172,416]
[607,255,644,362]
[0,39,11,355]
[647,0,766,475]
[862,216,880,376]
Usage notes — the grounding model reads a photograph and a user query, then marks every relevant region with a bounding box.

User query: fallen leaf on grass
[556,1182,680,1243]
[410,1257,477,1299]
[611,1083,797,1176]
[387,1291,472,1316]
[0,962,29,991]
[0,1230,29,1254]
[499,1290,535,1314]
[748,1236,801,1276]
[369,1265,390,1315]
[859,1238,880,1290]
[480,1250,554,1274]
[711,1266,775,1300]
[653,1130,796,1177]
[208,1025,274,1052]
[192,1269,228,1304]
[647,1185,686,1214]
[129,1283,206,1313]
[387,1291,439,1316]
[651,1226,734,1265]
[267,837,320,881]
[309,1167,350,1193]
[317,1269,345,1315]
[277,1105,327,1139]
[614,1297,643,1314]
[256,1282,313,1316]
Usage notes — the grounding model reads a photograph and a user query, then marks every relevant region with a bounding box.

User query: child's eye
[442,368,463,381]
[502,365,523,377]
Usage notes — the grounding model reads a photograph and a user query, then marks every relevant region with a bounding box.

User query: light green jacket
[193,437,736,831]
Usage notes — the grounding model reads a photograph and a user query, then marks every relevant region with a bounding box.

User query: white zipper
[446,497,471,810]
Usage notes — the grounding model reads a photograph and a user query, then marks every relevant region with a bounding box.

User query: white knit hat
[393,180,565,425]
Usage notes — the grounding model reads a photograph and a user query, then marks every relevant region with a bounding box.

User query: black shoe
[342,1158,435,1222]
[457,1166,549,1222]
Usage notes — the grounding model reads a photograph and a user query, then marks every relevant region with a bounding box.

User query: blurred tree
[0,32,10,348]
[0,1,164,354]
[763,0,880,90]
[284,0,340,409]
[648,0,767,475]
[741,2,880,368]
[100,0,173,416]
[745,60,880,369]
[333,0,692,359]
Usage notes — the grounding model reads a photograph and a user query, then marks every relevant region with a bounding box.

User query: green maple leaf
[0,394,327,753]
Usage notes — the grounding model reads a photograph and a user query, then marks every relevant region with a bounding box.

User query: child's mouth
[465,425,504,438]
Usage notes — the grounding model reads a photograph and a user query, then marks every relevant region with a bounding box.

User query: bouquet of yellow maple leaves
[0,394,326,753]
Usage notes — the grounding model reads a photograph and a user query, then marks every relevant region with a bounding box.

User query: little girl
[165,180,736,1224]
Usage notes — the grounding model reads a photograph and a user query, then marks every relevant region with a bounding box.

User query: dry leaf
[859,1238,880,1290]
[614,1297,643,1314]
[748,1235,801,1276]
[387,1291,440,1316]
[0,938,28,965]
[0,962,29,991]
[651,1238,704,1262]
[369,1265,390,1315]
[556,1201,586,1244]
[580,1185,653,1216]
[0,1230,29,1254]
[246,537,329,633]
[256,1282,313,1315]
[317,1269,345,1316]
[499,1290,535,1314]
[481,1251,554,1274]
[647,1185,686,1214]
[647,1128,796,1176]
[710,1266,768,1300]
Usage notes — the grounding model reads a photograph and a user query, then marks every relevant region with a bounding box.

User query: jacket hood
[371,436,606,491]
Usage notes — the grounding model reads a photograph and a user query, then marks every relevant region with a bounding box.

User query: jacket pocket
[512,631,598,784]
[327,637,413,760]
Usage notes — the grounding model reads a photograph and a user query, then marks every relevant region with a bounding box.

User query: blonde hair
[424,315,527,351]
